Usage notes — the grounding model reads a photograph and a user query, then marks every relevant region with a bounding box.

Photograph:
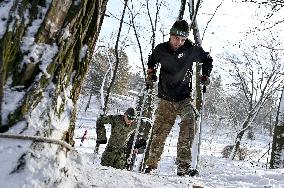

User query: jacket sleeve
[96,115,113,142]
[147,47,160,71]
[126,131,135,152]
[195,47,213,76]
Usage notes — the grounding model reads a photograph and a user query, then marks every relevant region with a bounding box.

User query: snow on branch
[0,133,74,151]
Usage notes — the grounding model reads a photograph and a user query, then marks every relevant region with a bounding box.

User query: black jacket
[148,39,213,101]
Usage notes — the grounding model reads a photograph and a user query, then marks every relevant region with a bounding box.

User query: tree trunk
[0,0,108,184]
[188,0,202,111]
[178,0,186,20]
[270,85,284,168]
[229,121,250,160]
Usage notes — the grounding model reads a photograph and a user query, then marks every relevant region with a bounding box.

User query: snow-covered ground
[0,92,283,188]
[72,95,284,188]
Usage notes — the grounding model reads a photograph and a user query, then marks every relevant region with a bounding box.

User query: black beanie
[170,20,189,37]
[125,108,136,120]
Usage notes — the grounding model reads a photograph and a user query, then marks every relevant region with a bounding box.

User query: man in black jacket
[145,20,213,176]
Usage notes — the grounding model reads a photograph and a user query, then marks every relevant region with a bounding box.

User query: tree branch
[202,0,225,41]
[127,1,146,79]
[178,0,187,20]
[103,0,129,114]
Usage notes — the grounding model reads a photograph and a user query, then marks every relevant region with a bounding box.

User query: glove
[146,69,157,90]
[137,138,147,149]
[133,148,139,154]
[96,139,107,144]
[0,125,9,133]
[201,75,210,86]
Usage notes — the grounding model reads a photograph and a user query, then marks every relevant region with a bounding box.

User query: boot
[0,125,9,133]
[144,166,156,175]
[177,163,199,177]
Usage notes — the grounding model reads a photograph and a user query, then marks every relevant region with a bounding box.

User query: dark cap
[125,108,136,120]
[170,20,189,37]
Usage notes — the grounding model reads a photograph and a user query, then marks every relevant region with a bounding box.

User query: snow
[26,43,59,78]
[1,78,25,124]
[19,0,56,78]
[1,87,284,187]
[5,92,284,188]
[0,0,13,39]
[280,88,284,124]
[71,95,284,188]
[0,0,283,187]
[20,3,51,53]
[79,44,88,62]
[61,26,71,40]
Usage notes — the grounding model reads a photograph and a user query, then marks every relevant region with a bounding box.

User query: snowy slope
[72,95,284,188]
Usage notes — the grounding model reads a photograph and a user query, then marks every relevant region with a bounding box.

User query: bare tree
[103,0,129,114]
[178,0,187,20]
[201,0,225,41]
[242,0,284,11]
[225,42,284,160]
[241,0,284,34]
[126,1,147,78]
[186,0,202,114]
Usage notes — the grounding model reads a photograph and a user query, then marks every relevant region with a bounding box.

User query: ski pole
[139,118,154,172]
[127,88,149,170]
[196,85,206,170]
[93,142,100,164]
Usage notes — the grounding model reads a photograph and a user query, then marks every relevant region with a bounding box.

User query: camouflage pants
[101,147,126,169]
[145,98,196,169]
